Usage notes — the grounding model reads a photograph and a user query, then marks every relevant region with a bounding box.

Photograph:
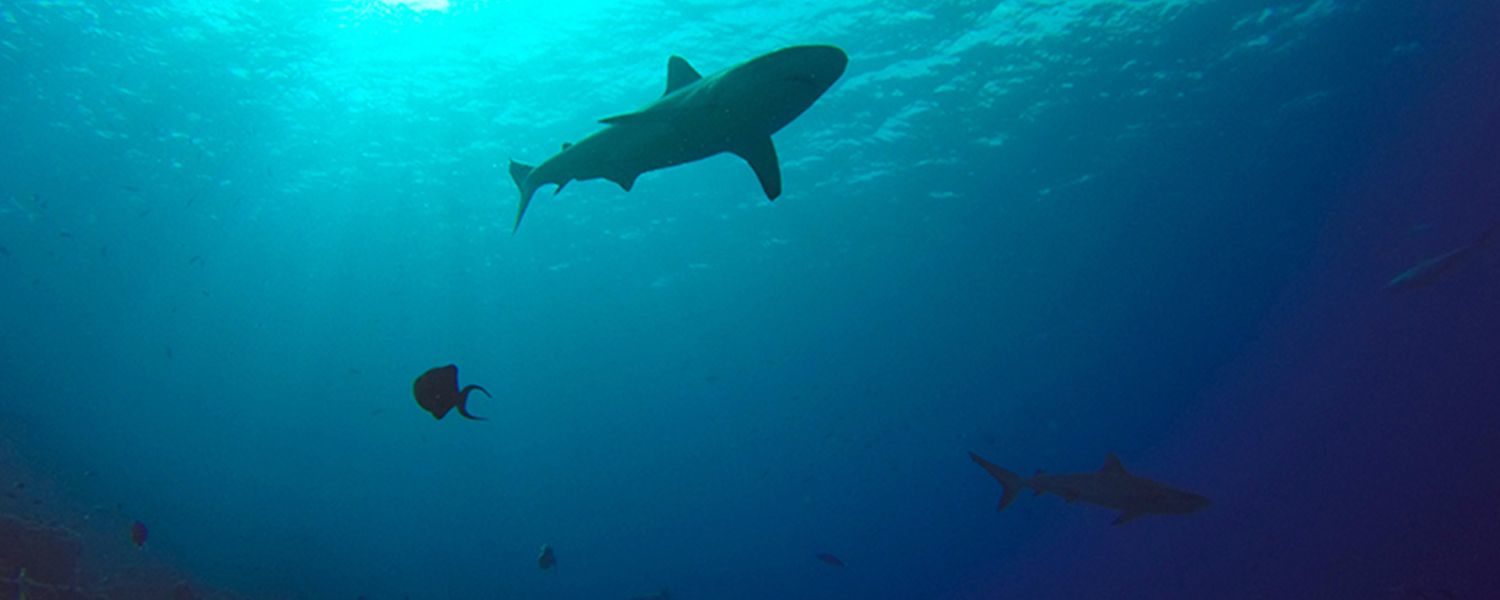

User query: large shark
[507,45,848,231]
[968,452,1210,526]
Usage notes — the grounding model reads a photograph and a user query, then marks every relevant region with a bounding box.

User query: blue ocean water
[1,0,1498,598]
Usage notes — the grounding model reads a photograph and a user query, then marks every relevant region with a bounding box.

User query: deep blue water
[2,1,1498,598]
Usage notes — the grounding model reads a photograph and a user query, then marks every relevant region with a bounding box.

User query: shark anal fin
[732,137,781,200]
[1112,511,1145,526]
[664,55,703,96]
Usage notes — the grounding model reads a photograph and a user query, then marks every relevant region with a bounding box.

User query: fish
[412,364,491,421]
[537,544,556,570]
[508,45,848,231]
[1386,223,1499,291]
[629,588,672,600]
[130,520,148,547]
[969,452,1210,526]
[815,553,845,567]
[0,243,9,257]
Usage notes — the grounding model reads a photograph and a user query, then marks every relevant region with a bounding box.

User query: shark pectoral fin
[664,55,703,96]
[733,137,781,200]
[1111,511,1145,526]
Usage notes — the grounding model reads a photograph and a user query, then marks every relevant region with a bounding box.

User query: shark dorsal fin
[1100,454,1128,475]
[664,55,703,96]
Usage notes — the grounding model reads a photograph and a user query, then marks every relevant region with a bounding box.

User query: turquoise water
[2,1,1498,598]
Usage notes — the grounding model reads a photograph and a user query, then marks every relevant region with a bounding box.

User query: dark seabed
[1,1,1498,598]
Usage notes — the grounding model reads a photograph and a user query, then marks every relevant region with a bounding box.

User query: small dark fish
[815,553,845,567]
[122,185,141,193]
[130,520,148,547]
[188,255,203,266]
[0,244,9,257]
[538,544,556,570]
[165,345,174,360]
[413,364,491,421]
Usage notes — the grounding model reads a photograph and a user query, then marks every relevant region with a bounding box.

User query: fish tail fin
[509,160,539,232]
[968,451,1023,511]
[456,384,490,421]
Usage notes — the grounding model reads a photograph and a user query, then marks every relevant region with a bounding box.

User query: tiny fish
[538,544,556,570]
[0,244,10,257]
[130,520,148,547]
[815,553,845,567]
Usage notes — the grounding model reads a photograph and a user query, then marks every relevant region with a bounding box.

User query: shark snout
[768,45,848,92]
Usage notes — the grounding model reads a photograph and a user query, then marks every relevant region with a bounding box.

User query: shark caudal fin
[968,452,1023,511]
[509,160,540,232]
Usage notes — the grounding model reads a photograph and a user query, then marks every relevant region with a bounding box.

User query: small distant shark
[1386,223,1499,291]
[968,452,1209,526]
[508,45,848,231]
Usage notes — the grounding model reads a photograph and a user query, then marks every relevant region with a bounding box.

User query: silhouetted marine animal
[130,520,148,547]
[538,544,556,570]
[413,365,490,421]
[969,452,1210,526]
[1386,223,1499,291]
[507,45,848,230]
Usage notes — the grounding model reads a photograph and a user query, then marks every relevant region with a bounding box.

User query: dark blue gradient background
[1,1,1496,598]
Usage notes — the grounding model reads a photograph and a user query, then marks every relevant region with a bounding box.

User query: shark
[1386,223,1498,291]
[507,44,848,231]
[968,451,1210,526]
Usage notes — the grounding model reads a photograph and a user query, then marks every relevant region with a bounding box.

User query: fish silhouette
[130,520,148,547]
[815,553,845,567]
[413,365,490,421]
[538,544,556,570]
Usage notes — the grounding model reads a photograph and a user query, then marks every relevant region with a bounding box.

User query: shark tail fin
[968,451,1023,511]
[509,160,540,232]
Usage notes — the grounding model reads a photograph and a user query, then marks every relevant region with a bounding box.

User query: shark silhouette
[968,452,1209,526]
[1386,223,1499,291]
[508,45,848,230]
